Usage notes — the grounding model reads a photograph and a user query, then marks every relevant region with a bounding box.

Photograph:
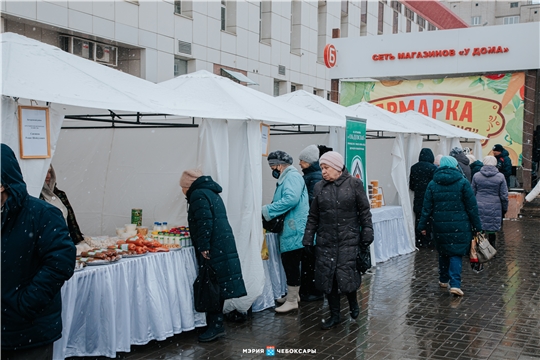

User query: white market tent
[1,33,345,317]
[278,90,487,258]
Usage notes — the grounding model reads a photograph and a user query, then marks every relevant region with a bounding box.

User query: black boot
[346,292,359,319]
[321,292,341,330]
[199,312,225,342]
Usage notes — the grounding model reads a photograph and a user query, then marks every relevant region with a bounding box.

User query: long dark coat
[418,166,482,256]
[495,149,512,187]
[409,148,437,215]
[452,152,472,183]
[186,176,247,300]
[302,169,373,294]
[1,144,75,351]
[472,165,508,232]
[470,160,483,179]
[302,161,322,204]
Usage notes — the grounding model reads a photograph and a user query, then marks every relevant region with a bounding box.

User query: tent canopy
[0,32,191,115]
[160,71,340,126]
[399,111,487,140]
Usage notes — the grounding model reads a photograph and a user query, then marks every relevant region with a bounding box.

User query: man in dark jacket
[180,169,247,342]
[450,147,472,182]
[298,145,323,302]
[492,144,513,188]
[409,148,437,248]
[1,144,76,358]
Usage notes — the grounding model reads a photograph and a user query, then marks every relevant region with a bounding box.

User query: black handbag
[193,260,221,312]
[262,212,288,233]
[356,247,371,275]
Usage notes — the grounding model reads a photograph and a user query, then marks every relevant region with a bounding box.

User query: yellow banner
[340,73,525,165]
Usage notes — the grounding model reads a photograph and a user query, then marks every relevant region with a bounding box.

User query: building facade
[1,0,465,98]
[441,0,540,27]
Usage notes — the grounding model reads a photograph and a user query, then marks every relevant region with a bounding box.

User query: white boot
[275,286,299,313]
[276,291,300,304]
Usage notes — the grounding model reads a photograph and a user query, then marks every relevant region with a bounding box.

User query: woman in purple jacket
[471,156,509,250]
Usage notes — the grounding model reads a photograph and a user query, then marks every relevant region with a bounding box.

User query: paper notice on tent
[345,117,367,189]
[261,123,270,156]
[18,106,51,158]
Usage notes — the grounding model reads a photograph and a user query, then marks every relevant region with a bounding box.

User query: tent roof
[1,32,189,114]
[399,111,487,140]
[160,71,340,126]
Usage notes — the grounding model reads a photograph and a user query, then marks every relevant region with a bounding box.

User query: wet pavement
[69,218,540,360]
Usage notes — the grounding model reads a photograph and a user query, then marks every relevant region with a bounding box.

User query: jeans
[438,254,463,289]
[281,248,303,286]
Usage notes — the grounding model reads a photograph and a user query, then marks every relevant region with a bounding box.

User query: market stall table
[53,247,206,360]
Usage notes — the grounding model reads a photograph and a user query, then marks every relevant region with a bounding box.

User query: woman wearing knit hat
[297,145,324,302]
[471,156,508,251]
[418,156,483,297]
[303,151,373,329]
[262,150,309,313]
[180,169,247,342]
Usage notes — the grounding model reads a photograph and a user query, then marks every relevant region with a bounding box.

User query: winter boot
[275,286,299,313]
[321,292,341,330]
[276,291,300,304]
[346,292,360,319]
[198,312,225,342]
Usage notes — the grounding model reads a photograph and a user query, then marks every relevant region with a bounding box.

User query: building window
[360,0,367,24]
[503,15,520,24]
[378,1,384,35]
[392,10,399,34]
[405,7,414,21]
[291,84,297,92]
[221,1,226,31]
[510,2,518,8]
[428,23,436,31]
[417,15,425,28]
[174,1,181,14]
[406,19,411,32]
[259,1,271,44]
[391,0,401,12]
[174,58,188,77]
[341,1,349,38]
[471,16,481,26]
[274,80,281,96]
[290,0,301,54]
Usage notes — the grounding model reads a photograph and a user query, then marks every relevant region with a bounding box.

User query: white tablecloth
[53,248,206,359]
[371,205,413,263]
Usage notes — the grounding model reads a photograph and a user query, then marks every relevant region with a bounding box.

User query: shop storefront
[326,22,540,189]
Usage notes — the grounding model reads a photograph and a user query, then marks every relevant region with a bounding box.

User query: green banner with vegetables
[340,73,525,165]
[345,117,367,189]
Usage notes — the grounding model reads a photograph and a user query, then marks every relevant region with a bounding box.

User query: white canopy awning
[0,32,190,115]
[399,111,487,140]
[160,71,340,126]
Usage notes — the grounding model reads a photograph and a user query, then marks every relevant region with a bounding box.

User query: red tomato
[485,74,505,80]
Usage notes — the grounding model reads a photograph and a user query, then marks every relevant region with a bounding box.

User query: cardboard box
[506,192,524,219]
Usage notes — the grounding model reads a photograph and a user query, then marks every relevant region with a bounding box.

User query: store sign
[340,73,525,165]
[371,46,509,62]
[18,106,51,159]
[345,117,367,189]
[324,44,337,68]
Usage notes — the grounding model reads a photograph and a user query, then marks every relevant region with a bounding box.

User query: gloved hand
[361,226,374,248]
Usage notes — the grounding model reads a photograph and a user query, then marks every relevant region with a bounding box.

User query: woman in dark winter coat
[303,151,373,330]
[409,148,437,247]
[1,144,75,357]
[40,165,85,244]
[450,147,472,182]
[467,154,484,179]
[472,156,508,249]
[298,145,324,302]
[180,169,247,342]
[418,156,482,297]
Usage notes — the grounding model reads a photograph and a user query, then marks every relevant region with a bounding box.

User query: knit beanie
[492,144,504,152]
[298,145,320,164]
[319,151,344,172]
[268,151,293,166]
[483,156,497,166]
[440,156,458,168]
[180,168,203,188]
[466,154,476,163]
[449,147,463,157]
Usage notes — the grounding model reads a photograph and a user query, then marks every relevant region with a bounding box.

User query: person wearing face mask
[262,151,309,313]
[302,151,373,330]
[180,169,247,342]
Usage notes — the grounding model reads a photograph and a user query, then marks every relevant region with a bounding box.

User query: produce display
[73,224,193,270]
